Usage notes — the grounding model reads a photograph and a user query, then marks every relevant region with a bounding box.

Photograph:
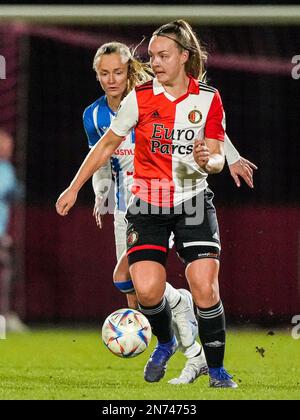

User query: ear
[181,50,189,65]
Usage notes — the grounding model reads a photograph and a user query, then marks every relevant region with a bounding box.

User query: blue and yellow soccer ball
[101,308,152,358]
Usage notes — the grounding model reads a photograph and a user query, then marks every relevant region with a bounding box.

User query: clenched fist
[193,139,210,170]
[56,187,78,216]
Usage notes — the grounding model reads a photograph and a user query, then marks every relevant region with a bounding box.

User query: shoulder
[198,80,218,94]
[135,80,153,93]
[198,81,224,110]
[134,81,154,106]
[83,96,106,120]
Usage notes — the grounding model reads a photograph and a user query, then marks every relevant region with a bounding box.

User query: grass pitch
[0,328,299,400]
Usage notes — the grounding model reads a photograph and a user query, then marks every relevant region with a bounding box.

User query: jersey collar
[153,75,199,96]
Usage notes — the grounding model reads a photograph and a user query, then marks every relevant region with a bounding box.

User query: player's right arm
[56,129,124,216]
[56,90,138,217]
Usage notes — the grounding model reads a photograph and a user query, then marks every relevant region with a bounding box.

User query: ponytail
[153,20,207,80]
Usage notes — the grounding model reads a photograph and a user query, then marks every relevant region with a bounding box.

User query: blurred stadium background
[1,1,300,327]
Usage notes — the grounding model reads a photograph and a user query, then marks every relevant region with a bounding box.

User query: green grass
[0,328,299,400]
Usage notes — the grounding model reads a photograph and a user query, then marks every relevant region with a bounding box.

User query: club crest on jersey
[188,109,202,124]
[127,231,139,246]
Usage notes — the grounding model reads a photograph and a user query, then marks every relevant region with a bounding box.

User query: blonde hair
[93,42,152,96]
[153,20,207,80]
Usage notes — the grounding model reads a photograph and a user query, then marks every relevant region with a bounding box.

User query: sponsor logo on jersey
[150,123,197,155]
[188,109,202,124]
[151,141,194,155]
[114,149,135,156]
[151,110,161,119]
[151,123,196,142]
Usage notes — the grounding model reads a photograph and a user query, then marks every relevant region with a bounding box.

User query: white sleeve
[224,134,241,166]
[110,89,138,137]
[92,163,112,199]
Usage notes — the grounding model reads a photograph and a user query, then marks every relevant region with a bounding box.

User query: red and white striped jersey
[110,76,225,207]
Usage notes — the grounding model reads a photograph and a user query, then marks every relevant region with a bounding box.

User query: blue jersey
[0,160,18,236]
[83,95,135,212]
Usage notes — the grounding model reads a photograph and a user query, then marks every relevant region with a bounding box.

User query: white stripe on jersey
[171,93,213,206]
[93,105,102,137]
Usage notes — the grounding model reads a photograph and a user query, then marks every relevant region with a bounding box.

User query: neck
[106,95,122,112]
[162,73,190,99]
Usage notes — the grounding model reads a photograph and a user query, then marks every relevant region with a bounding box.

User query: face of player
[148,35,189,86]
[0,134,13,160]
[95,53,128,100]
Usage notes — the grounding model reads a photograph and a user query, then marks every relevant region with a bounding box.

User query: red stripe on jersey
[132,86,176,207]
[205,90,225,141]
[127,244,168,256]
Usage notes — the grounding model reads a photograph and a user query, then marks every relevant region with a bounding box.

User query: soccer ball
[101,308,152,358]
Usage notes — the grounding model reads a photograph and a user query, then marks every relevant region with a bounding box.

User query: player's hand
[229,157,258,188]
[93,195,105,229]
[56,187,78,216]
[193,140,210,170]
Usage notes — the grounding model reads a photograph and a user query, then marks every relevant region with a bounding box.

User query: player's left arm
[194,138,225,174]
[194,89,226,174]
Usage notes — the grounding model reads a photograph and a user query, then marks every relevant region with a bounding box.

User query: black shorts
[126,188,221,267]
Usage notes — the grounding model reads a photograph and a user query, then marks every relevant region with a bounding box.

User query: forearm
[224,134,240,165]
[69,130,122,193]
[204,137,225,174]
[205,153,225,174]
[92,163,112,200]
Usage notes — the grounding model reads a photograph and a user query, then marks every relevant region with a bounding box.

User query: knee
[113,264,130,283]
[185,259,220,307]
[192,281,220,308]
[113,268,123,283]
[129,261,166,306]
[136,286,164,307]
[201,281,219,302]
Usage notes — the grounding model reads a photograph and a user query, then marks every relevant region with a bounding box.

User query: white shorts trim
[182,241,221,251]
